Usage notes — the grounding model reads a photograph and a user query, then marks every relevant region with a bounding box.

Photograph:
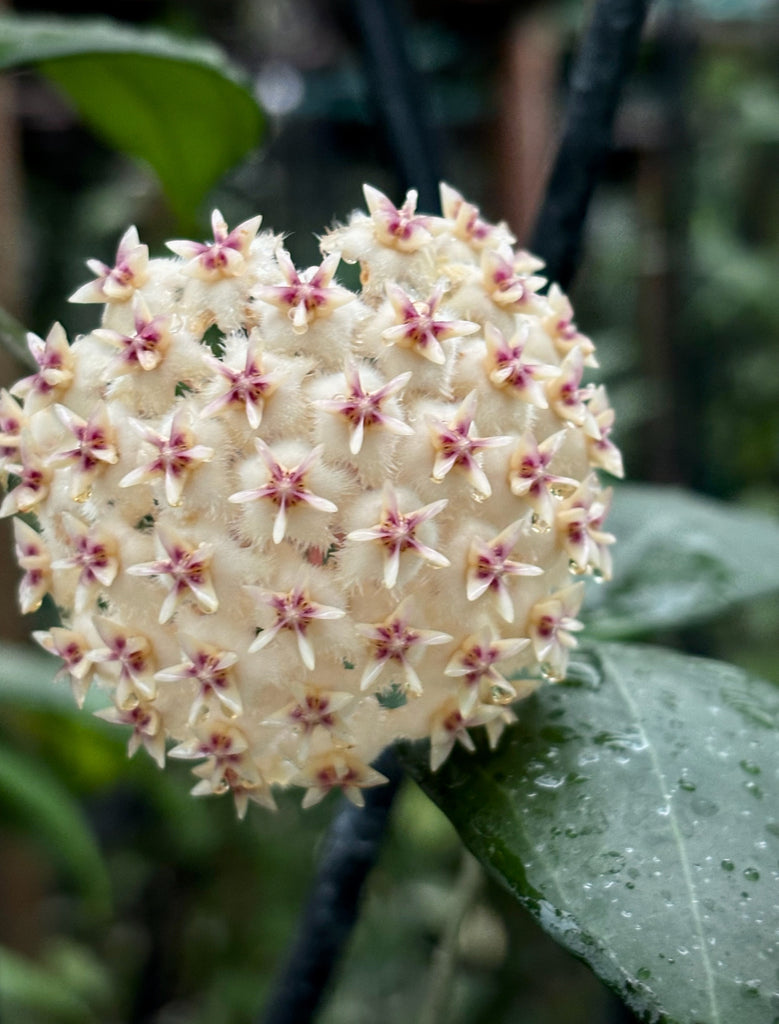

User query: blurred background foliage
[0,0,777,1021]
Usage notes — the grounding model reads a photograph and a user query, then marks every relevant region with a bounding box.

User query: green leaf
[586,485,779,638]
[401,642,779,1024]
[0,642,111,713]
[0,741,111,916]
[0,945,97,1023]
[0,305,36,370]
[0,14,264,223]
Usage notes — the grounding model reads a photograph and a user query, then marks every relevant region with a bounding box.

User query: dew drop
[529,513,551,534]
[739,760,761,776]
[637,967,652,981]
[721,859,735,872]
[678,778,697,792]
[690,796,718,817]
[535,773,565,790]
[743,867,760,882]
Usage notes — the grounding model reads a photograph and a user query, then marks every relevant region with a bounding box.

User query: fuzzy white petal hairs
[5,184,622,817]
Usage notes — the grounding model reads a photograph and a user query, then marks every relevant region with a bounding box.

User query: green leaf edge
[0,13,252,84]
[0,14,264,221]
[0,945,97,1023]
[583,484,779,640]
[0,741,112,917]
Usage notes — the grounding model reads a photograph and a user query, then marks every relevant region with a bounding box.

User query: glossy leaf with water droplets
[400,641,779,1024]
[584,485,779,639]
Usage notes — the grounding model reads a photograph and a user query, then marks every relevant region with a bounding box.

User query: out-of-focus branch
[529,0,651,288]
[349,0,444,212]
[259,746,404,1024]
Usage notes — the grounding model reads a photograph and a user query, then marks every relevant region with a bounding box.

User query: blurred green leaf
[0,306,36,370]
[0,14,264,224]
[0,742,111,916]
[401,642,779,1024]
[0,643,79,709]
[0,945,98,1023]
[586,485,779,638]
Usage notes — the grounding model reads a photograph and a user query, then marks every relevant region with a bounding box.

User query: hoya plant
[0,4,776,1024]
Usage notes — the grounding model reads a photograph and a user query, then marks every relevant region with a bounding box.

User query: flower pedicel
[2,184,622,816]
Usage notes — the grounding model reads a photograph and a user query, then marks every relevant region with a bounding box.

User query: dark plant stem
[529,0,651,288]
[349,0,444,211]
[260,746,404,1024]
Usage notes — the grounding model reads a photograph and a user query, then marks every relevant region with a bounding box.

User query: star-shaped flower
[507,429,579,525]
[346,483,450,589]
[190,755,275,817]
[90,616,156,708]
[546,346,592,427]
[0,435,53,517]
[200,338,283,430]
[127,523,218,623]
[228,440,337,545]
[427,391,512,497]
[466,521,543,622]
[527,582,585,680]
[93,294,171,374]
[10,323,74,413]
[166,209,262,280]
[266,685,354,760]
[169,721,249,762]
[156,635,242,724]
[444,627,530,713]
[555,478,615,578]
[363,185,434,252]
[355,597,452,694]
[0,389,26,471]
[54,402,119,501]
[439,183,515,250]
[313,363,414,455]
[69,225,149,304]
[382,282,478,365]
[33,626,95,707]
[51,513,119,612]
[543,283,598,366]
[14,518,51,614]
[428,698,507,771]
[254,250,354,334]
[120,408,214,506]
[480,247,545,312]
[245,580,345,670]
[94,700,165,767]
[169,721,273,815]
[585,386,624,478]
[291,750,388,808]
[483,322,557,407]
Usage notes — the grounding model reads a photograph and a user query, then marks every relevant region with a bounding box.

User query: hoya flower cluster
[2,184,622,816]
